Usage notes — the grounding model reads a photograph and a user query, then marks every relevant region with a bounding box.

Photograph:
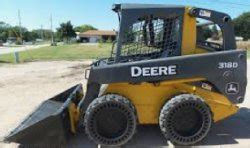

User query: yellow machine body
[182,7,211,55]
[103,78,238,124]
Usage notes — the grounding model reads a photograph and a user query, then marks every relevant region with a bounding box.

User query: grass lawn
[0,43,249,64]
[0,43,112,63]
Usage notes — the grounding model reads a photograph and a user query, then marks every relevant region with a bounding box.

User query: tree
[0,22,11,42]
[233,12,250,40]
[0,21,52,43]
[57,21,76,43]
[0,31,8,42]
[211,25,219,40]
[7,26,28,43]
[202,26,212,40]
[31,29,52,40]
[55,31,63,42]
[28,31,39,41]
[211,25,218,35]
[74,24,97,32]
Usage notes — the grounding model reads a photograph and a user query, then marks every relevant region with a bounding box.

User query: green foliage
[29,31,39,41]
[54,31,63,42]
[106,37,112,43]
[0,21,53,43]
[0,31,8,42]
[211,25,218,34]
[15,39,22,45]
[201,26,212,40]
[57,21,76,43]
[74,24,97,32]
[31,29,52,40]
[198,25,221,40]
[98,38,104,48]
[233,12,250,40]
[0,22,11,42]
[211,25,220,40]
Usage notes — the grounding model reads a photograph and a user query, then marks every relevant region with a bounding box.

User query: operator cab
[94,4,236,66]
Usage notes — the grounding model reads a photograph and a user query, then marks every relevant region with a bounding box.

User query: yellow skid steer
[4,4,247,146]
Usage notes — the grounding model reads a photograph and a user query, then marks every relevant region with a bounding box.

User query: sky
[1,0,250,31]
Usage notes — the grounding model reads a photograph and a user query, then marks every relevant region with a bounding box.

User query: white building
[78,30,116,43]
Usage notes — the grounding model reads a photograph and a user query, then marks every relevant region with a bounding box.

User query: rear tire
[159,94,212,145]
[84,94,137,146]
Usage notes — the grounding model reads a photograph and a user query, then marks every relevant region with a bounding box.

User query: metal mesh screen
[120,15,181,61]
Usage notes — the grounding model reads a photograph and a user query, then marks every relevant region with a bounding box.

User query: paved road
[0,44,49,55]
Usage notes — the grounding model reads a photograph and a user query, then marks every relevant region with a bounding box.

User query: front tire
[84,94,137,146]
[159,94,212,145]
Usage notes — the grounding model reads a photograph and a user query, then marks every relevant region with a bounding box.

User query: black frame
[189,7,236,50]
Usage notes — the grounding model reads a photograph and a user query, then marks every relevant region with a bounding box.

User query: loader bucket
[4,84,83,145]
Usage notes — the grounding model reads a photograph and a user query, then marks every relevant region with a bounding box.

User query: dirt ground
[0,61,91,144]
[0,60,249,147]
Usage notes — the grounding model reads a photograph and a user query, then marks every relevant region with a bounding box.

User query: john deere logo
[226,82,239,94]
[131,65,177,77]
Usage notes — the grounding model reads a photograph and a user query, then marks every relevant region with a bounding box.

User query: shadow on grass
[0,60,12,64]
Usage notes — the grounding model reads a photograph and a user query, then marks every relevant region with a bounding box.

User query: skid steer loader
[4,4,247,146]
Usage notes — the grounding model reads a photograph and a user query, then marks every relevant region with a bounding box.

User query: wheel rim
[159,96,212,145]
[95,108,128,139]
[167,102,210,140]
[172,107,203,137]
[85,95,137,146]
[87,101,136,145]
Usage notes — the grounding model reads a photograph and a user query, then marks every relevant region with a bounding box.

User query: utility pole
[40,25,44,40]
[18,9,23,44]
[50,14,55,45]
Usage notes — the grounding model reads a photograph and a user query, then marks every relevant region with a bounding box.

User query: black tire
[159,94,212,145]
[84,94,137,146]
